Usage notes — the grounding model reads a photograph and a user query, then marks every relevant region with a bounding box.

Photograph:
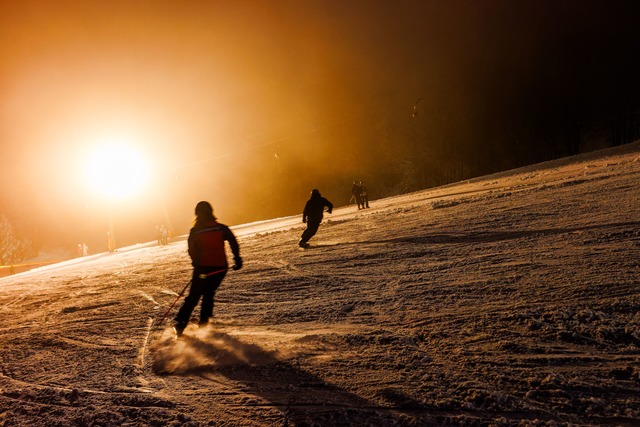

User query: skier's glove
[327,209,332,214]
[233,256,243,270]
[302,217,307,223]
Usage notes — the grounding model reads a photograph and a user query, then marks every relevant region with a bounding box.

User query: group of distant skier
[155,224,170,246]
[171,182,368,338]
[351,181,369,209]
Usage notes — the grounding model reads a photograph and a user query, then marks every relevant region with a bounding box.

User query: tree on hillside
[0,215,29,265]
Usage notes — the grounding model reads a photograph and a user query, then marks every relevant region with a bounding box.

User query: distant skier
[155,225,162,245]
[156,225,169,246]
[299,189,333,248]
[359,181,370,209]
[160,224,169,245]
[351,181,363,209]
[173,201,242,337]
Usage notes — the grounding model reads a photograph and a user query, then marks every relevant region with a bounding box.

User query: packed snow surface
[1,143,640,426]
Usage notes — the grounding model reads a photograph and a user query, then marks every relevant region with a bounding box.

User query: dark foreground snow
[1,142,640,426]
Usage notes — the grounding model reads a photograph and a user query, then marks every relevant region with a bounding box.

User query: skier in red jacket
[173,201,242,337]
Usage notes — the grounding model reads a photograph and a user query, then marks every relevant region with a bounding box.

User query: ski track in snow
[1,143,640,426]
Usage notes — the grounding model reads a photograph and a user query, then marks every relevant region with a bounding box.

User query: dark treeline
[232,92,640,227]
[234,56,640,221]
[232,1,640,218]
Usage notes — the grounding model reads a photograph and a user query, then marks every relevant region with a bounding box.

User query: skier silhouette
[173,201,242,337]
[299,189,333,248]
[359,181,370,209]
[351,181,363,209]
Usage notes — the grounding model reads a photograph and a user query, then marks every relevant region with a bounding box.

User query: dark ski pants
[300,220,321,245]
[174,268,226,326]
[354,194,363,209]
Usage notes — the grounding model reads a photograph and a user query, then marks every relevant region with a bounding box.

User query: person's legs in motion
[198,272,225,326]
[299,221,320,247]
[174,275,205,335]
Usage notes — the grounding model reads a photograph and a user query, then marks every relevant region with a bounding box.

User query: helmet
[195,201,214,217]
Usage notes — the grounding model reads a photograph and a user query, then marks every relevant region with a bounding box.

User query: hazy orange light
[84,139,149,200]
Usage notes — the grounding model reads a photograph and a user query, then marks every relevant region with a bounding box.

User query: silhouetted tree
[0,215,30,265]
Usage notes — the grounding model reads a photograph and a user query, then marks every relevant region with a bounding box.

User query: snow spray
[151,329,280,374]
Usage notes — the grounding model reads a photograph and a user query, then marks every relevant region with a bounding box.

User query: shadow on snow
[152,331,430,425]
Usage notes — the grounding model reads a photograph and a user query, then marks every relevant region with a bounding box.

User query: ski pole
[156,279,192,328]
[197,268,227,279]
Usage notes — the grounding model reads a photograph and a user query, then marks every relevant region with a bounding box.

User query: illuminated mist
[1,1,639,258]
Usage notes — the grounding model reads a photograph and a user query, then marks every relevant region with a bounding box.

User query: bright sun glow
[85,141,149,199]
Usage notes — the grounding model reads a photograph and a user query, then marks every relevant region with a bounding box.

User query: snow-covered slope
[1,142,639,426]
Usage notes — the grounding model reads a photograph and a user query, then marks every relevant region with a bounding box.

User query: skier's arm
[223,226,242,269]
[302,202,309,223]
[325,199,334,214]
[187,230,198,266]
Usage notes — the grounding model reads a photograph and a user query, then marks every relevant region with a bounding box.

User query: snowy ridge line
[3,142,637,283]
[460,140,640,185]
[0,252,111,281]
[0,241,177,282]
[0,259,67,272]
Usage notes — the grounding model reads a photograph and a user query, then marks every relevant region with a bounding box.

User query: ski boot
[173,321,187,339]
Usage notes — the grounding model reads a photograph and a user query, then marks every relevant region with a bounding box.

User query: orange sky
[0,1,435,248]
[1,1,639,253]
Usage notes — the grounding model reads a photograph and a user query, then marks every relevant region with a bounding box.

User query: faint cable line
[178,107,383,170]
